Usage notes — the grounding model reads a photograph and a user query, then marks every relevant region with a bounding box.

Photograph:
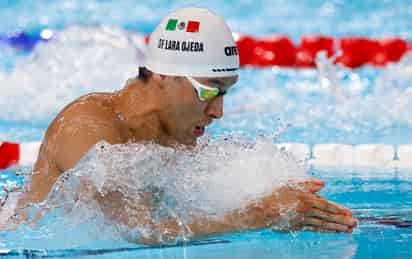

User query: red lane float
[250,35,296,67]
[233,35,410,68]
[234,35,256,66]
[3,30,410,69]
[295,36,335,67]
[381,38,408,62]
[144,34,410,68]
[336,37,384,67]
[0,142,19,169]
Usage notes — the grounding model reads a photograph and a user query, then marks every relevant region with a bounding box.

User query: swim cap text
[158,38,204,52]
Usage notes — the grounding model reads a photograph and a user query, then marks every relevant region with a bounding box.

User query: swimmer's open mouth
[194,126,205,137]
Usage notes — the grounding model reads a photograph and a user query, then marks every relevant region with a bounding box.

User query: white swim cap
[145,7,239,77]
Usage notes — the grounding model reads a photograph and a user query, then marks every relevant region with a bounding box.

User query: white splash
[6,137,306,245]
[0,26,146,122]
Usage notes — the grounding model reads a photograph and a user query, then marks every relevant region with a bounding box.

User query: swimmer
[1,8,357,242]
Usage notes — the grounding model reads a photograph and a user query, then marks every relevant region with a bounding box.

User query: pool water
[1,0,412,258]
[1,167,411,258]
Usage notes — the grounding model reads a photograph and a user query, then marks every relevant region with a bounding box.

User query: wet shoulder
[45,93,121,142]
[60,93,114,119]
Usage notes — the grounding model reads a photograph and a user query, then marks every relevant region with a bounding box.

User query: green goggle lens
[187,76,227,102]
[199,87,220,101]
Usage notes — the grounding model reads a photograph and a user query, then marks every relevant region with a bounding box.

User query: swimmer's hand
[107,178,356,244]
[242,178,357,233]
[143,178,357,244]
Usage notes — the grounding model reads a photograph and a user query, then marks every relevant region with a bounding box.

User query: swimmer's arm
[136,180,356,244]
[137,200,281,244]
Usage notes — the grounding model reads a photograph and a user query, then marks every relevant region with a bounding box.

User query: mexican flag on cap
[166,19,200,33]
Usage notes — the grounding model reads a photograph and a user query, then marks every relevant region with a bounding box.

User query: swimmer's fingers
[302,217,352,233]
[300,178,325,193]
[308,195,353,216]
[306,208,357,228]
[288,178,325,193]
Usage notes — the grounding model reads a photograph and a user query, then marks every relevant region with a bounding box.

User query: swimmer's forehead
[193,75,238,91]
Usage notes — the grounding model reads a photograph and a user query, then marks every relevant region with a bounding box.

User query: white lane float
[312,144,355,167]
[397,145,412,168]
[1,141,412,170]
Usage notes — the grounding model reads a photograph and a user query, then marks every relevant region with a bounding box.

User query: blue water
[1,167,411,258]
[1,1,412,258]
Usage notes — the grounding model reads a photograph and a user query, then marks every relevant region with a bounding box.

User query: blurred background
[1,0,412,144]
[1,2,412,258]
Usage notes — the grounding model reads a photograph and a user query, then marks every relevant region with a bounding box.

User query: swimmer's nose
[205,96,223,119]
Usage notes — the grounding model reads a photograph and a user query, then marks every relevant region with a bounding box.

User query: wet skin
[6,72,356,242]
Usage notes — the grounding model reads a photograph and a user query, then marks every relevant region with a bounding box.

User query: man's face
[160,75,238,146]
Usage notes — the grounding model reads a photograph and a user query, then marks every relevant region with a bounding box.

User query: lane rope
[1,29,411,68]
[1,30,411,169]
[1,141,411,170]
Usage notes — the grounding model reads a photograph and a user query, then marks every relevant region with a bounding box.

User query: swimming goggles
[186,76,226,102]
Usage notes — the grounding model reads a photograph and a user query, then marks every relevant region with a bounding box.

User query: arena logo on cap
[166,19,200,33]
[224,46,238,56]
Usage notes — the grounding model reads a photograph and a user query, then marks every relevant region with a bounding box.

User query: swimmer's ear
[152,73,167,89]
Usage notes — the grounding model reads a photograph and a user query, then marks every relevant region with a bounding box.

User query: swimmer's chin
[178,138,198,148]
[157,135,198,149]
[176,132,201,148]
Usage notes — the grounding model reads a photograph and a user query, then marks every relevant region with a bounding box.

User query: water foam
[0,26,145,122]
[7,137,306,245]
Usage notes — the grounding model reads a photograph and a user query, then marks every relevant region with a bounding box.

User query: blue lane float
[0,29,53,51]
